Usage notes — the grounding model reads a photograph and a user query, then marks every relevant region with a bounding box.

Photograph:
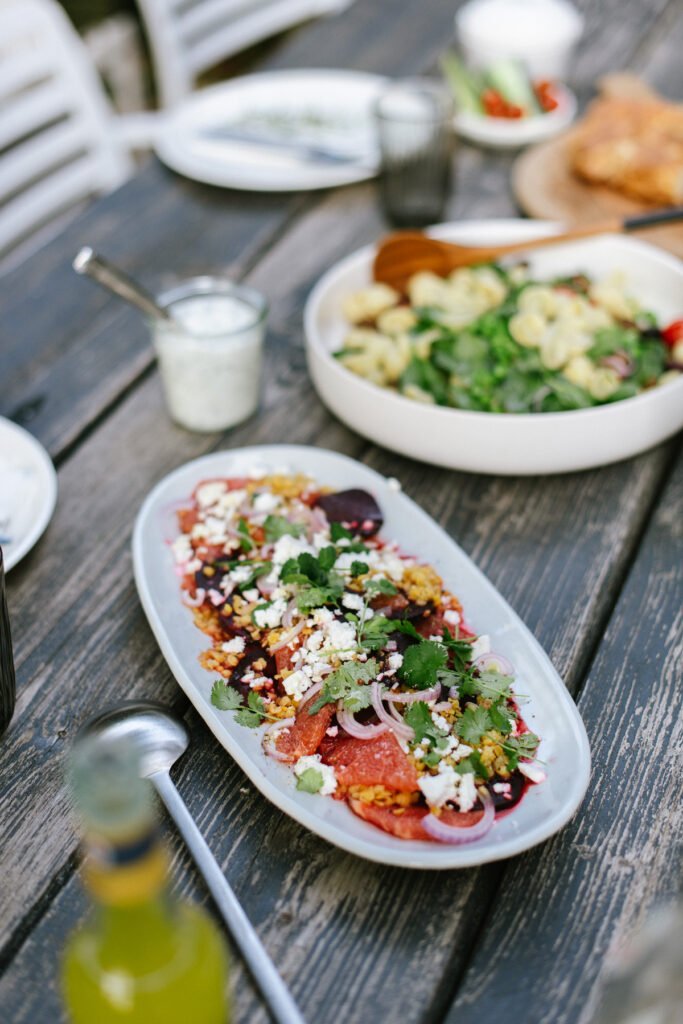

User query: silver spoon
[82,701,306,1024]
[73,247,174,323]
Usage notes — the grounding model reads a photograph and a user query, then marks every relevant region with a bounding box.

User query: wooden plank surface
[443,442,683,1024]
[1,0,682,1021]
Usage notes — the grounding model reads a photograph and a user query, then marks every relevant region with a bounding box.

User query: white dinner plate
[0,417,57,571]
[454,83,577,148]
[304,221,683,475]
[154,69,386,192]
[133,445,590,869]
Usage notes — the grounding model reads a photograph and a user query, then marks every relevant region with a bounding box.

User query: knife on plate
[199,125,371,166]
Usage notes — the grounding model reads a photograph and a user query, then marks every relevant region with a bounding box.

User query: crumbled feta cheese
[242,588,259,603]
[334,552,357,573]
[221,636,246,654]
[272,534,313,566]
[230,564,253,584]
[366,548,407,582]
[493,782,511,795]
[312,531,330,551]
[253,491,280,513]
[322,618,357,660]
[283,669,314,701]
[519,762,546,784]
[469,634,491,660]
[305,630,324,652]
[431,711,451,733]
[196,481,227,508]
[293,755,337,796]
[451,742,473,761]
[342,593,364,612]
[458,772,478,812]
[412,747,425,760]
[216,489,247,514]
[418,767,458,807]
[253,598,287,629]
[387,652,403,672]
[444,609,461,626]
[172,534,193,564]
[247,465,267,479]
[311,607,334,626]
[208,588,224,606]
[326,725,339,738]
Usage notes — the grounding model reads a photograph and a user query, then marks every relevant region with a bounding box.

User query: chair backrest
[136,0,354,108]
[0,0,132,261]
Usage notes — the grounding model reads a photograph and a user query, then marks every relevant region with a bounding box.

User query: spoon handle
[151,769,306,1024]
[73,247,173,322]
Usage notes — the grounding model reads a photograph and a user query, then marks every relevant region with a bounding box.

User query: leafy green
[502,732,540,770]
[296,768,324,793]
[350,560,369,577]
[365,577,398,597]
[211,683,273,729]
[263,515,304,542]
[308,659,378,715]
[280,548,344,611]
[399,640,448,689]
[455,751,488,778]
[210,680,243,711]
[456,704,492,744]
[233,560,273,593]
[404,701,449,766]
[237,518,254,553]
[330,522,353,542]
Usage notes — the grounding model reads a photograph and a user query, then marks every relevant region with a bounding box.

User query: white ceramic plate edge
[1,418,57,572]
[133,444,590,869]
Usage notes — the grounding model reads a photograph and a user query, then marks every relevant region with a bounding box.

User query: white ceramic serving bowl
[455,0,584,80]
[304,221,683,476]
[454,83,576,149]
[133,445,590,869]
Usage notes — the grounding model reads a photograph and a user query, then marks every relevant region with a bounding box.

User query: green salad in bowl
[335,263,682,414]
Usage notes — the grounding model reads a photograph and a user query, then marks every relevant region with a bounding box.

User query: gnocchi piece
[509,311,546,348]
[589,276,639,320]
[408,271,451,309]
[562,355,595,390]
[517,285,560,319]
[338,328,411,386]
[586,366,621,400]
[343,283,400,324]
[657,369,682,387]
[402,383,436,404]
[376,305,418,335]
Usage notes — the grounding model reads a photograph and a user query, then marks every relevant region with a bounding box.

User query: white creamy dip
[153,282,267,432]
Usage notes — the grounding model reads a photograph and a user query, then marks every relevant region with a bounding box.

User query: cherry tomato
[662,319,683,346]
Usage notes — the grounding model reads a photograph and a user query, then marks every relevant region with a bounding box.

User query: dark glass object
[0,548,16,736]
[374,79,455,228]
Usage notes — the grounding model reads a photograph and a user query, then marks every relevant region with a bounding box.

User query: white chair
[0,0,134,265]
[136,0,356,108]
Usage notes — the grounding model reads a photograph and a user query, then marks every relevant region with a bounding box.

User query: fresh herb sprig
[210,680,278,728]
[308,659,378,715]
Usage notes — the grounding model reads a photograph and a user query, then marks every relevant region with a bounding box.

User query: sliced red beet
[486,771,526,811]
[275,703,335,761]
[315,489,383,536]
[322,731,419,791]
[348,800,484,840]
[229,645,276,701]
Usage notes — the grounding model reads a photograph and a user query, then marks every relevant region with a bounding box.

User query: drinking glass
[0,548,16,736]
[373,79,455,228]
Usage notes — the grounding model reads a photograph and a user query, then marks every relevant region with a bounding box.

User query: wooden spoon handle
[462,218,623,263]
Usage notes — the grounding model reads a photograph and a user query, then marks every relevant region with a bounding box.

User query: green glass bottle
[62,737,230,1023]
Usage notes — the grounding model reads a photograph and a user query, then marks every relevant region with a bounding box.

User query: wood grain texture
[1,0,682,1021]
[0,172,679,1021]
[443,442,683,1024]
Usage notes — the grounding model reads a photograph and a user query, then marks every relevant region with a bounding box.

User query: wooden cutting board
[512,73,683,260]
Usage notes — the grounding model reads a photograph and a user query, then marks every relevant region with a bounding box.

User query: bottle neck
[83,824,169,910]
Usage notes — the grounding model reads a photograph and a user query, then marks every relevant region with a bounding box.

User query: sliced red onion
[421,789,495,844]
[371,681,414,740]
[270,619,306,653]
[182,588,206,607]
[309,506,329,534]
[263,719,294,761]
[385,683,441,704]
[601,352,634,378]
[337,705,388,739]
[474,652,514,676]
[448,686,459,700]
[282,598,300,629]
[257,576,275,599]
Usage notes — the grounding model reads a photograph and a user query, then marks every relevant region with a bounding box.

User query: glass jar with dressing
[152,277,268,433]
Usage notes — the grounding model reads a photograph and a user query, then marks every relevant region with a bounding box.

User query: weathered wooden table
[1,1,681,1021]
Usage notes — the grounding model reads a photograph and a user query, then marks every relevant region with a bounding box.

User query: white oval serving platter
[304,221,683,475]
[0,416,57,571]
[133,444,590,869]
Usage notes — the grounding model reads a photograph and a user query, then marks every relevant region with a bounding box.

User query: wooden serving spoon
[373,207,683,292]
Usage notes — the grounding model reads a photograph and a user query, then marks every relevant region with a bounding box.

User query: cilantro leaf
[455,751,488,778]
[234,560,273,593]
[393,620,423,641]
[399,640,448,689]
[489,699,515,734]
[350,560,369,577]
[456,704,493,744]
[296,767,324,793]
[330,522,353,542]
[210,680,243,711]
[358,614,395,651]
[234,691,268,729]
[237,518,254,553]
[459,669,513,702]
[404,701,450,764]
[441,627,474,673]
[502,732,540,770]
[263,515,304,542]
[308,659,378,714]
[364,576,398,596]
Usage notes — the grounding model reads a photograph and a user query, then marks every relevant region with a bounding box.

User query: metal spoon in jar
[73,247,174,323]
[81,701,306,1024]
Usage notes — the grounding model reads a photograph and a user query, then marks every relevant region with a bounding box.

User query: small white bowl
[304,220,683,476]
[454,83,577,149]
[456,0,584,80]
